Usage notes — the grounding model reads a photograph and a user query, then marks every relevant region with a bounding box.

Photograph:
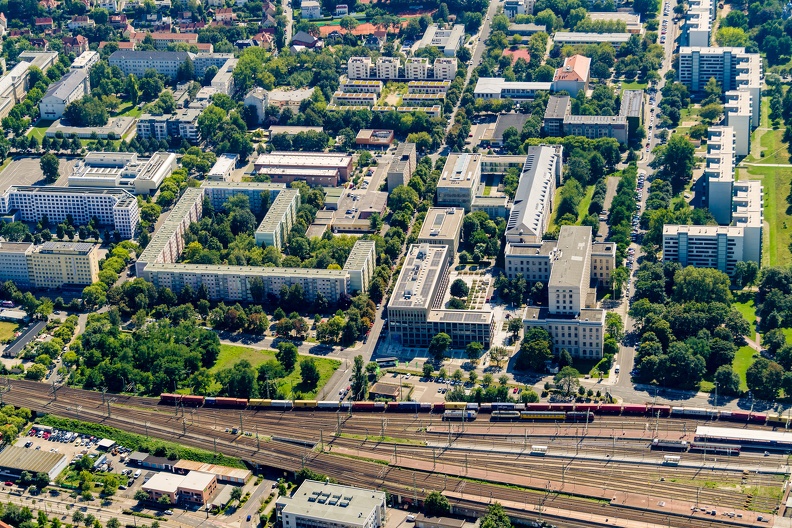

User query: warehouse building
[0,446,67,480]
[278,481,386,528]
[172,460,252,485]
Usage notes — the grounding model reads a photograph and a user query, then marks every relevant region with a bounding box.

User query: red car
[4,482,13,486]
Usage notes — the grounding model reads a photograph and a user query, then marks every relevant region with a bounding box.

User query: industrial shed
[0,446,67,480]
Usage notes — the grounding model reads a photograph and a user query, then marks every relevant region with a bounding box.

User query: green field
[732,346,755,392]
[0,321,19,342]
[621,81,648,92]
[734,291,757,340]
[112,102,142,119]
[743,98,789,165]
[211,344,340,398]
[548,184,595,231]
[737,164,791,267]
[27,120,55,141]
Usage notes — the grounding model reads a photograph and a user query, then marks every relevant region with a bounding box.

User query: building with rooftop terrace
[724,88,755,156]
[343,239,376,294]
[277,480,386,528]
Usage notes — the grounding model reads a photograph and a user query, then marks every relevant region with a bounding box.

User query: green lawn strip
[577,184,595,221]
[27,120,54,140]
[732,346,756,392]
[335,432,426,445]
[733,291,757,340]
[737,164,791,266]
[37,415,246,468]
[621,81,648,91]
[212,344,340,398]
[0,321,20,342]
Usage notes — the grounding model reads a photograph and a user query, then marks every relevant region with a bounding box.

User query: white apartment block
[731,180,763,268]
[210,58,237,96]
[38,69,90,120]
[301,0,321,18]
[704,126,736,225]
[109,50,191,80]
[433,58,458,80]
[375,57,400,79]
[0,61,32,120]
[347,57,372,79]
[0,186,139,239]
[28,242,100,289]
[408,80,451,94]
[207,153,238,182]
[99,0,126,11]
[523,226,606,359]
[254,188,301,250]
[416,24,465,56]
[243,87,268,125]
[662,225,759,276]
[724,88,754,156]
[343,239,376,294]
[0,242,34,288]
[504,146,562,243]
[70,51,100,71]
[684,9,711,47]
[339,79,383,94]
[677,47,761,95]
[405,58,429,80]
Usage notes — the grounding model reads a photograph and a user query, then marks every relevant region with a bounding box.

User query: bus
[376,357,398,367]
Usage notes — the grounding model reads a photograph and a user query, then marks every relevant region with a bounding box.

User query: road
[282,0,293,46]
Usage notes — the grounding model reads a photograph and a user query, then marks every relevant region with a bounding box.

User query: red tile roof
[554,54,591,82]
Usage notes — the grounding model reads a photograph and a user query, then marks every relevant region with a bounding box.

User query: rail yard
[2,379,790,528]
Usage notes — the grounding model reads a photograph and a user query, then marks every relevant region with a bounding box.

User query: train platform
[426,424,692,442]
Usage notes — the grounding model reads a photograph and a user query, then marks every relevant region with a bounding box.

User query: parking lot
[0,156,74,193]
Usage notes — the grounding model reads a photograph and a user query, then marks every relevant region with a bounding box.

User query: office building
[70,50,100,71]
[620,89,644,138]
[522,226,606,359]
[27,242,100,288]
[343,239,376,294]
[433,58,458,80]
[207,153,238,182]
[436,153,482,211]
[662,224,759,275]
[416,24,465,56]
[505,236,615,286]
[504,146,561,243]
[375,57,400,79]
[417,207,464,259]
[405,57,429,79]
[253,152,353,181]
[704,126,735,224]
[142,471,218,506]
[388,244,495,348]
[553,32,632,48]
[0,61,32,119]
[387,142,417,191]
[348,57,373,80]
[474,78,553,100]
[243,87,268,124]
[38,69,90,120]
[543,94,629,144]
[68,151,176,195]
[0,186,139,238]
[254,188,301,250]
[552,55,590,96]
[355,129,394,147]
[136,108,201,142]
[277,481,386,528]
[0,242,34,288]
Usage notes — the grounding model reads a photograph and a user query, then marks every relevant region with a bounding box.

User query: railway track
[2,380,784,527]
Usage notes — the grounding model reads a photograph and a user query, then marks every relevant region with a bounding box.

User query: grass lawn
[548,184,594,231]
[621,81,648,91]
[736,164,792,267]
[27,120,54,141]
[211,344,341,398]
[733,291,757,340]
[112,103,142,119]
[732,345,755,392]
[0,321,19,342]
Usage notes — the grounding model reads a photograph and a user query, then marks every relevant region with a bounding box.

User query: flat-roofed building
[375,57,400,79]
[504,145,561,243]
[704,126,735,224]
[731,180,763,267]
[387,244,495,348]
[684,9,711,47]
[436,153,482,211]
[210,58,237,95]
[142,473,183,504]
[339,79,383,93]
[407,80,452,94]
[542,95,571,136]
[724,88,754,156]
[474,78,553,100]
[522,225,606,359]
[0,242,34,288]
[401,93,445,105]
[254,152,353,181]
[254,188,300,249]
[347,57,373,79]
[267,126,324,138]
[677,47,762,102]
[588,11,643,33]
[244,87,268,124]
[142,471,218,506]
[387,142,417,191]
[662,224,758,275]
[267,87,314,110]
[137,108,201,142]
[343,240,376,294]
[620,89,644,138]
[0,186,139,238]
[172,460,252,485]
[28,241,100,288]
[277,481,386,528]
[207,153,238,182]
[355,129,394,147]
[68,151,177,195]
[507,23,547,35]
[70,50,100,71]
[433,58,458,80]
[331,91,377,106]
[543,95,629,144]
[553,32,632,48]
[405,57,429,79]
[484,112,530,146]
[0,445,67,480]
[417,207,464,259]
[416,24,465,56]
[265,168,340,186]
[0,61,32,119]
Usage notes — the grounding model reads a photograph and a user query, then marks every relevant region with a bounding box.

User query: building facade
[38,69,90,120]
[277,481,386,528]
[27,242,100,288]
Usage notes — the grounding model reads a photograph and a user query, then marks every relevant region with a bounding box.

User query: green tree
[423,362,434,378]
[299,357,320,388]
[275,342,298,372]
[230,486,243,503]
[714,365,741,396]
[672,267,732,304]
[651,135,696,191]
[479,503,512,528]
[424,491,450,516]
[134,490,150,502]
[507,318,522,340]
[554,366,580,395]
[605,312,624,341]
[351,354,368,400]
[516,328,553,371]
[746,358,784,399]
[465,341,484,363]
[450,279,469,298]
[40,153,60,183]
[428,332,451,363]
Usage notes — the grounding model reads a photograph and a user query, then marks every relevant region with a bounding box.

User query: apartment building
[400,93,445,105]
[731,180,763,268]
[109,50,190,79]
[677,46,762,95]
[724,88,754,156]
[433,58,458,80]
[405,57,429,79]
[0,187,139,238]
[243,87,268,124]
[375,57,400,79]
[387,142,417,191]
[436,153,482,211]
[277,481,386,528]
[552,54,590,96]
[38,69,90,120]
[347,57,373,79]
[504,145,562,243]
[474,78,553,100]
[684,9,711,47]
[68,151,177,195]
[553,32,632,48]
[301,0,321,18]
[339,79,383,94]
[210,58,237,95]
[254,188,301,250]
[343,239,376,294]
[70,50,100,71]
[387,244,495,348]
[662,225,756,276]
[267,87,314,110]
[704,126,736,224]
[0,61,32,120]
[504,0,532,17]
[0,242,34,288]
[416,24,465,56]
[331,91,377,106]
[543,94,630,144]
[522,225,606,359]
[206,153,238,182]
[407,80,452,94]
[28,242,100,289]
[136,108,201,142]
[588,11,643,33]
[417,208,464,260]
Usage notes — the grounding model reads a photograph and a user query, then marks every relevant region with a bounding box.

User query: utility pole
[182,419,186,434]
[0,382,9,406]
[101,386,107,404]
[381,418,385,440]
[145,421,149,437]
[239,412,244,435]
[50,379,58,401]
[319,430,323,452]
[256,425,260,450]
[107,398,116,417]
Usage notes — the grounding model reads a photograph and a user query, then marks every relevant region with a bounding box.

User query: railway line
[2,380,785,527]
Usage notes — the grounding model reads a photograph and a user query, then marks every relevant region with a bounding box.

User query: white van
[614,365,620,374]
[133,470,141,479]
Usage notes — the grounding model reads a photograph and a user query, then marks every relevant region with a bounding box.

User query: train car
[520,411,566,421]
[443,410,477,421]
[689,442,741,456]
[352,402,375,411]
[466,403,480,411]
[491,410,521,421]
[723,411,749,422]
[575,404,599,413]
[248,399,271,408]
[271,400,293,410]
[566,411,595,423]
[432,403,446,413]
[181,395,204,407]
[766,413,791,426]
[622,404,648,415]
[340,401,353,411]
[204,397,217,407]
[396,402,421,413]
[492,403,516,411]
[749,413,768,424]
[214,397,247,408]
[514,403,526,411]
[373,402,386,411]
[718,411,732,421]
[419,403,432,413]
[648,405,671,417]
[445,402,468,410]
[479,403,492,413]
[160,393,182,405]
[548,403,575,412]
[317,401,341,410]
[598,404,623,415]
[651,439,689,451]
[524,403,552,411]
[671,407,718,419]
[294,400,318,409]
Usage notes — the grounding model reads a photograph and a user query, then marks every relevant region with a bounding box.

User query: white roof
[97,438,115,449]
[143,472,183,494]
[696,425,792,444]
[179,471,216,491]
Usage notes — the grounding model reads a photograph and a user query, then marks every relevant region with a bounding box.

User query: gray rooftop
[0,445,66,474]
[493,113,530,141]
[417,208,464,241]
[43,69,87,101]
[388,244,448,310]
[109,50,191,61]
[343,240,376,271]
[544,95,570,120]
[37,241,95,254]
[279,480,385,524]
[619,90,644,118]
[548,225,592,289]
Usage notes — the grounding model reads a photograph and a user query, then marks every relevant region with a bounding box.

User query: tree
[230,486,243,503]
[516,328,553,371]
[746,358,784,399]
[554,366,580,395]
[507,318,522,340]
[714,365,741,396]
[672,267,732,304]
[299,358,320,388]
[651,135,696,191]
[340,16,358,31]
[40,153,60,183]
[275,342,298,372]
[428,333,451,363]
[763,328,787,356]
[465,341,484,363]
[351,355,368,400]
[717,26,748,47]
[424,491,450,516]
[450,279,469,298]
[605,312,624,340]
[34,472,49,490]
[558,349,574,369]
[423,362,434,378]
